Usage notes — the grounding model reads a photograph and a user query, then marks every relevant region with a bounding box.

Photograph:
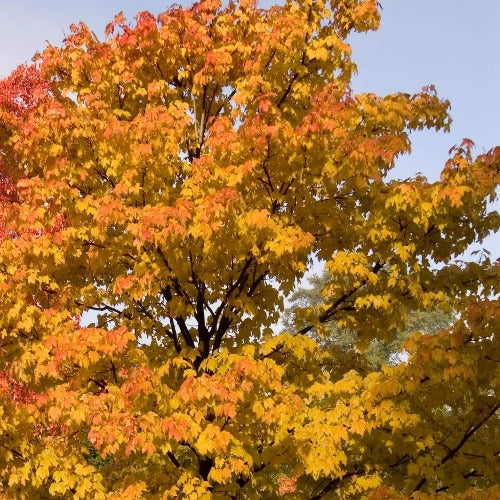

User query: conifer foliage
[0,1,498,497]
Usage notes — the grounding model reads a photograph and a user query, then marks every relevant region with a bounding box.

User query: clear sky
[1,0,498,257]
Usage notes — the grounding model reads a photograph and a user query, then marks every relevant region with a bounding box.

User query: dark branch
[412,403,500,493]
[295,261,384,336]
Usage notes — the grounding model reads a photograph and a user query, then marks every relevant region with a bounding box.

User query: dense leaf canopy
[0,0,498,498]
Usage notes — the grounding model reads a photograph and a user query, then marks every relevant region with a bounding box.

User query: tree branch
[412,403,500,493]
[295,261,384,336]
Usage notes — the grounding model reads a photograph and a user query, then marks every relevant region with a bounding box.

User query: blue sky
[1,0,498,256]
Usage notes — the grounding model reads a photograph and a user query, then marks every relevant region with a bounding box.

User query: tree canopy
[0,0,498,498]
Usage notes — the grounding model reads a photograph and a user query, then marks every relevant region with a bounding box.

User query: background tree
[0,0,498,498]
[283,268,455,369]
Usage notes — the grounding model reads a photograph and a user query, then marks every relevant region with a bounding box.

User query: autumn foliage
[0,0,499,498]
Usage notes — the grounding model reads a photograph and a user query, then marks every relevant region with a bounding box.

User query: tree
[0,63,51,237]
[0,0,498,498]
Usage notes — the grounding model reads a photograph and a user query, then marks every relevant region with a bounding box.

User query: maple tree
[0,0,499,498]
